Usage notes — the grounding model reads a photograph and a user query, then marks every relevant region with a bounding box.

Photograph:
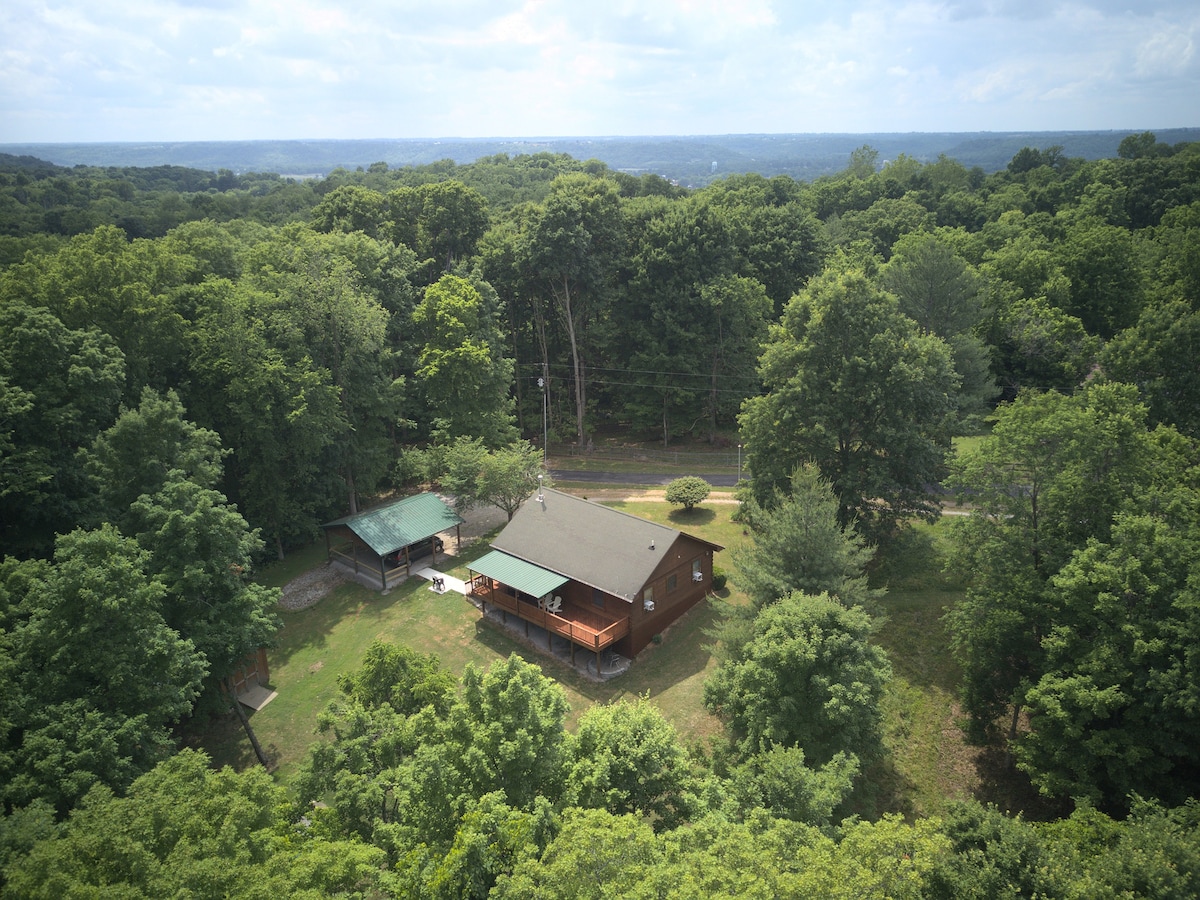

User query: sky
[2,0,1198,143]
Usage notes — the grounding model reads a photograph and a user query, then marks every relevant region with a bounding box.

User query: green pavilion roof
[322,493,463,557]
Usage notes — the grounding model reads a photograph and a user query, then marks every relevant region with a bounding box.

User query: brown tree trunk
[555,275,587,448]
[227,679,270,769]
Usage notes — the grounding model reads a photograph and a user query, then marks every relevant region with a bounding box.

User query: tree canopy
[740,265,958,539]
[4,136,1200,891]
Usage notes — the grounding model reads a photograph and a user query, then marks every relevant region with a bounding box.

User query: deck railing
[470,578,629,651]
[329,542,410,586]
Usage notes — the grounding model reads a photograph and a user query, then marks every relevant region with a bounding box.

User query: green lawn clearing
[868,522,977,817]
[201,495,980,819]
[202,495,750,781]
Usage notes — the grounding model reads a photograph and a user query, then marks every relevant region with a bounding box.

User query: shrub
[664,476,711,510]
[711,566,728,591]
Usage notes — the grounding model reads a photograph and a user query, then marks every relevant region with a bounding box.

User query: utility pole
[538,373,548,466]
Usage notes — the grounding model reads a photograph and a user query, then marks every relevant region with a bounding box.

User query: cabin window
[592,587,605,609]
[643,586,654,606]
[666,573,678,594]
[692,558,703,582]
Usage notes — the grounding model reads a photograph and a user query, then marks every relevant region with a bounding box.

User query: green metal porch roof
[322,493,463,557]
[469,550,568,599]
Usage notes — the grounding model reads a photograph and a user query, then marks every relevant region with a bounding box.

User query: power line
[585,376,762,396]
[517,361,763,384]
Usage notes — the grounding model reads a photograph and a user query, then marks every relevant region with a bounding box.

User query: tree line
[5,645,1197,897]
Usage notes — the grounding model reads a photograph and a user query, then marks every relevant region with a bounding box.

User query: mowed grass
[869,523,977,817]
[202,494,752,781]
[202,493,978,818]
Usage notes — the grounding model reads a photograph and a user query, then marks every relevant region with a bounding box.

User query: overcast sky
[2,0,1197,143]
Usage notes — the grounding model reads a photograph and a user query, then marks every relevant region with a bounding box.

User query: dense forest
[1,130,1198,896]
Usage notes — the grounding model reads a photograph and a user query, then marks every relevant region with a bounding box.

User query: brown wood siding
[625,535,715,655]
[227,647,270,696]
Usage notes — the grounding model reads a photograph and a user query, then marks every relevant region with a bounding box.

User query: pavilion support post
[596,648,602,674]
[487,582,502,622]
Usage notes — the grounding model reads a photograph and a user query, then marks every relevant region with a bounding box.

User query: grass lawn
[200,493,984,818]
[868,522,977,817]
[951,434,985,457]
[201,495,751,781]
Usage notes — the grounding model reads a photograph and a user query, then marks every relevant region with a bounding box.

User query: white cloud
[1136,29,1195,78]
[0,0,1197,142]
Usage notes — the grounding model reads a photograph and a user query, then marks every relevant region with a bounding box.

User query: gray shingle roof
[490,488,720,602]
[322,493,463,556]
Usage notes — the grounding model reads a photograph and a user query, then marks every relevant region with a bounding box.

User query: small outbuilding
[321,493,464,590]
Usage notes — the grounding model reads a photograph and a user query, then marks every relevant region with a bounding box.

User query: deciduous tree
[0,302,125,556]
[1016,511,1200,807]
[566,697,703,829]
[740,266,957,539]
[84,387,226,530]
[0,527,206,812]
[1101,298,1200,437]
[704,591,891,764]
[440,437,547,521]
[411,274,517,446]
[520,174,624,447]
[945,383,1160,745]
[727,745,858,825]
[4,750,388,897]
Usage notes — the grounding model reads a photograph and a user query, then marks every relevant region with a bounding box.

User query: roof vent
[650,540,655,550]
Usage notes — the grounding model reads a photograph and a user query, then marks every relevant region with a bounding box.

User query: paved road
[550,469,739,487]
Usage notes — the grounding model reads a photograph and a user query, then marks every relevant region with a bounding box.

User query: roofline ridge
[534,487,682,538]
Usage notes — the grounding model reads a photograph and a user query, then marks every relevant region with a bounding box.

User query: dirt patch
[437,496,510,551]
[279,564,349,611]
[572,488,740,504]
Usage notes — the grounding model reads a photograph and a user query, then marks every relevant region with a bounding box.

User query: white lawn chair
[547,596,563,614]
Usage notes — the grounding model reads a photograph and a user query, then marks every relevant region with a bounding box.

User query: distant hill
[3,129,1198,184]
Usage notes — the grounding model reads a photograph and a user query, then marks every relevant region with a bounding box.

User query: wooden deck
[469,576,630,654]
